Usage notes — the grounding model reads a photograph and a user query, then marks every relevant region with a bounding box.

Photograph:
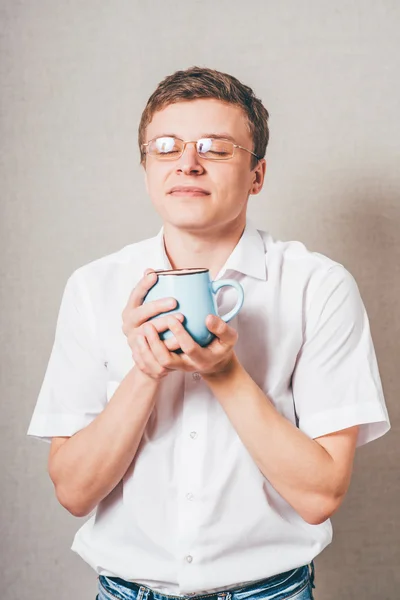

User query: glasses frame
[141,136,261,162]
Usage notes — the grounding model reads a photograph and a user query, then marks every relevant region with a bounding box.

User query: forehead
[145,98,251,144]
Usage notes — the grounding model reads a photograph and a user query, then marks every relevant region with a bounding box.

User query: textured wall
[1,2,399,598]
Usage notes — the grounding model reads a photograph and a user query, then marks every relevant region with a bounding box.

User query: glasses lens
[148,137,183,158]
[197,138,234,159]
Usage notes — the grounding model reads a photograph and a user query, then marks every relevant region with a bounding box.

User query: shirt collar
[219,218,267,280]
[151,218,267,281]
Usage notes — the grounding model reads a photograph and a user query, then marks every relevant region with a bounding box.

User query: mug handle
[210,279,244,323]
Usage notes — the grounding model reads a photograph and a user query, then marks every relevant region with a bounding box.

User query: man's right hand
[121,268,183,378]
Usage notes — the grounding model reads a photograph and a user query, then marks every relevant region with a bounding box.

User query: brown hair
[138,66,269,169]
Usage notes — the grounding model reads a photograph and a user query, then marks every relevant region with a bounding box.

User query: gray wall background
[1,1,399,598]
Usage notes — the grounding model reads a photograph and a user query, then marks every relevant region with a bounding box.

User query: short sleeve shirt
[27,219,390,595]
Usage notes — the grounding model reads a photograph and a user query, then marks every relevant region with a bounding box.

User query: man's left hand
[140,314,239,377]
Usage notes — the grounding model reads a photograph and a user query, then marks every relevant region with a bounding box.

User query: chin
[163,213,221,231]
[159,207,219,229]
[173,218,212,230]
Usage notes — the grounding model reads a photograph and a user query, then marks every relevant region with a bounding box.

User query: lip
[168,186,211,195]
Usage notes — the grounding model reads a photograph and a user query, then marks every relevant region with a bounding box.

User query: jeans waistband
[103,561,315,598]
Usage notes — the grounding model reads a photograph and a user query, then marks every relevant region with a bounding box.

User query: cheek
[146,165,169,194]
[223,165,253,196]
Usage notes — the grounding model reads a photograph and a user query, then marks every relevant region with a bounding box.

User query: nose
[176,141,205,175]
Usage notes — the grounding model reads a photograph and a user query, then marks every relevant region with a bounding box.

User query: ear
[250,159,266,195]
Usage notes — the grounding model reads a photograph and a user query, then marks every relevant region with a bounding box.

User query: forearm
[49,366,159,517]
[203,356,341,524]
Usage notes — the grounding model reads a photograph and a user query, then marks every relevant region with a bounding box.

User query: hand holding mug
[143,267,244,349]
[122,267,245,380]
[121,269,184,379]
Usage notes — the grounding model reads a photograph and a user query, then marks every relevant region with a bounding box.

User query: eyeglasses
[141,136,261,162]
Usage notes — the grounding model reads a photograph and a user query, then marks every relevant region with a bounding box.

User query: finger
[206,315,238,346]
[125,270,158,311]
[136,333,170,379]
[144,323,195,371]
[133,297,178,327]
[146,315,183,352]
[131,342,147,373]
[164,334,181,352]
[148,313,184,333]
[166,317,203,358]
[143,323,181,370]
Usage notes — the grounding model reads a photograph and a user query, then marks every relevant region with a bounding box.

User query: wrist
[202,353,241,383]
[131,365,162,391]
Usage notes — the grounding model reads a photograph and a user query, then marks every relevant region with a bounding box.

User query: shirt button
[192,372,201,381]
[186,555,193,563]
[190,431,197,439]
[186,492,194,501]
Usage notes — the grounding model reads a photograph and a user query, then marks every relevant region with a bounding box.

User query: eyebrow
[153,132,237,143]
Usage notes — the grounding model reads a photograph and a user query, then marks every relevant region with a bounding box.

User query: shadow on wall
[306,187,400,596]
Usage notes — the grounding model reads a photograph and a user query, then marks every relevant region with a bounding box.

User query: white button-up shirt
[27,219,390,596]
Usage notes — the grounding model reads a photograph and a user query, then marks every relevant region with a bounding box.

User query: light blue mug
[143,268,244,349]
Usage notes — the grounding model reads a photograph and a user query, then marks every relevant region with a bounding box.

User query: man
[28,67,390,600]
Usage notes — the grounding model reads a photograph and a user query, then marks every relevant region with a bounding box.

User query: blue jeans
[96,562,315,600]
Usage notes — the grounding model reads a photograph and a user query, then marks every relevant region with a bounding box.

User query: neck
[162,217,246,280]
